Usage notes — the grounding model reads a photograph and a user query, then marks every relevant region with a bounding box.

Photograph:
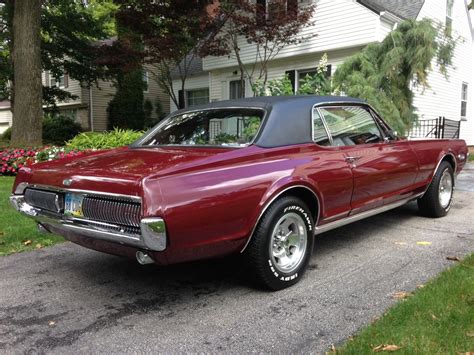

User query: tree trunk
[11,0,43,146]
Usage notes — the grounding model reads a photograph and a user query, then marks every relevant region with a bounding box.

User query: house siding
[412,0,474,145]
[203,0,381,71]
[170,74,211,113]
[0,108,12,134]
[87,81,115,132]
[146,64,171,118]
[90,65,171,131]
[208,46,365,102]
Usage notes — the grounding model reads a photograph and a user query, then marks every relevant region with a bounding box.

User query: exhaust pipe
[136,251,155,265]
[37,223,51,234]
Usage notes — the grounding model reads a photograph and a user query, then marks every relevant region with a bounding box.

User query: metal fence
[409,116,460,139]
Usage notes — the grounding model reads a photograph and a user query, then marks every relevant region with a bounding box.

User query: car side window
[312,108,331,146]
[319,106,383,146]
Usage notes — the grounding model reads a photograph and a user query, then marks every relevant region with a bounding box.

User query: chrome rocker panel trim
[10,194,167,252]
[313,193,423,235]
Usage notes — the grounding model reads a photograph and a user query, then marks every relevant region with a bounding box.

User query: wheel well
[279,186,320,224]
[442,154,456,172]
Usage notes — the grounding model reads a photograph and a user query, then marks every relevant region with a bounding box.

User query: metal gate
[409,116,460,139]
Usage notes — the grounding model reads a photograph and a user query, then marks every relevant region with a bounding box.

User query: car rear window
[137,108,265,147]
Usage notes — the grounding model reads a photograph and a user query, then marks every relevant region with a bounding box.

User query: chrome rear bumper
[10,195,167,252]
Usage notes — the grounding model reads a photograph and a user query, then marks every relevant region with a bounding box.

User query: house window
[461,82,468,120]
[229,80,245,99]
[142,71,149,93]
[50,73,67,89]
[286,65,332,93]
[186,88,209,107]
[256,0,298,24]
[446,0,454,35]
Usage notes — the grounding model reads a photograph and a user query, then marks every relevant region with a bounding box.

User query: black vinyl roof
[173,96,367,148]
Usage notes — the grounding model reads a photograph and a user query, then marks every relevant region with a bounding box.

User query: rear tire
[243,196,314,291]
[417,161,454,218]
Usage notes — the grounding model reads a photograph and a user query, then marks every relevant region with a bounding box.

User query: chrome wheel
[270,212,308,274]
[438,169,453,209]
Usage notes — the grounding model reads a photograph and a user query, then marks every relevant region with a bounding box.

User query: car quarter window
[312,108,331,146]
[319,106,383,146]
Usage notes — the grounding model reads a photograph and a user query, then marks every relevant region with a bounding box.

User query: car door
[318,104,418,215]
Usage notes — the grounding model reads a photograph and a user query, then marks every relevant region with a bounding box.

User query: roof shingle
[357,0,425,19]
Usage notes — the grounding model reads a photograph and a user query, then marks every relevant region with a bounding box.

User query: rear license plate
[64,193,84,217]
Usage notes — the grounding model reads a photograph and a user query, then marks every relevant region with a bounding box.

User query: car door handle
[345,156,361,163]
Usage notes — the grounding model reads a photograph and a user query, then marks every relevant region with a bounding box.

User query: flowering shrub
[1,148,36,175]
[0,146,88,176]
[1,129,143,176]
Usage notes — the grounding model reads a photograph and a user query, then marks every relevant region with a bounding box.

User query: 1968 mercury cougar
[10,96,468,290]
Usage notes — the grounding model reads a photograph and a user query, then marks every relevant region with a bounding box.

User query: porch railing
[409,116,460,139]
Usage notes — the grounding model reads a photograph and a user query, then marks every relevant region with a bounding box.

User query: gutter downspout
[380,11,402,30]
[89,87,94,132]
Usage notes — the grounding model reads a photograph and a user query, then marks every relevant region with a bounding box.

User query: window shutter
[256,0,266,25]
[287,0,298,19]
[64,73,69,88]
[178,90,185,109]
[285,70,296,93]
[325,65,332,78]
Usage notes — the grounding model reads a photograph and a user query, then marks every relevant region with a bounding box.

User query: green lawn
[0,176,64,256]
[338,253,474,354]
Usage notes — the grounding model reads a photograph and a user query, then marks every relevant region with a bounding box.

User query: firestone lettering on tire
[284,205,313,231]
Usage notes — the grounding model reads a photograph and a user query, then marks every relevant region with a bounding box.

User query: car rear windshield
[137,108,265,147]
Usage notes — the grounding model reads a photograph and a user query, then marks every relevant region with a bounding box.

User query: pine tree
[333,19,455,134]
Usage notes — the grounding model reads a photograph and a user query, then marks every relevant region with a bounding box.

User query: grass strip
[0,177,64,256]
[338,253,474,354]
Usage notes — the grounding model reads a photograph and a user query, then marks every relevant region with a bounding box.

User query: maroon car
[10,96,469,290]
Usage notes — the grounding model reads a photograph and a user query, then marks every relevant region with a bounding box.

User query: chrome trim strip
[311,104,333,145]
[420,152,457,198]
[240,185,321,253]
[314,193,423,235]
[14,183,141,202]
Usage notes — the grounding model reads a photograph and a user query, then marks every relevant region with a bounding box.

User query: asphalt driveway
[1,164,473,354]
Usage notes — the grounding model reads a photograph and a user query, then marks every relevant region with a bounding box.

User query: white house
[171,0,474,146]
[0,66,170,134]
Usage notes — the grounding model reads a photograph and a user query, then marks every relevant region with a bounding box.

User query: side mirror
[387,130,398,140]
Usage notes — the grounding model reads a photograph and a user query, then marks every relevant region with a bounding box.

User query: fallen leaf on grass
[392,291,412,299]
[23,240,32,246]
[446,256,461,262]
[416,284,425,289]
[324,344,337,355]
[431,313,438,320]
[416,241,432,246]
[35,244,43,249]
[466,331,474,337]
[373,344,401,352]
[48,321,55,326]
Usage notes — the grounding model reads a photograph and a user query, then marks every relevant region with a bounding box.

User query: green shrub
[43,114,82,145]
[144,99,154,128]
[66,128,144,150]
